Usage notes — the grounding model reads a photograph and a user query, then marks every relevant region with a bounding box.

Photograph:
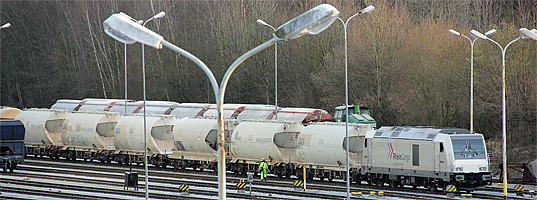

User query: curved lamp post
[448,28,496,133]
[470,28,537,200]
[256,19,278,120]
[334,5,374,200]
[105,5,339,199]
[218,4,339,199]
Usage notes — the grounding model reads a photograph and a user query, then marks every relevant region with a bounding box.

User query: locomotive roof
[368,126,471,141]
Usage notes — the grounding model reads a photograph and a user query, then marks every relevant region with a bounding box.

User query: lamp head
[0,23,11,29]
[153,11,166,19]
[484,29,496,36]
[448,29,460,36]
[469,30,488,40]
[360,5,375,14]
[257,19,269,26]
[273,4,339,40]
[519,28,537,41]
[103,12,163,48]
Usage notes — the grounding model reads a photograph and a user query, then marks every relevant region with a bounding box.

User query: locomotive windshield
[451,135,486,160]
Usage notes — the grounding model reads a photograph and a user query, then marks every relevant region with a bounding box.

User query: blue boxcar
[1,120,26,172]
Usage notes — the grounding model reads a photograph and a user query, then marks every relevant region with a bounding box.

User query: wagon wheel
[9,161,16,172]
[389,181,396,189]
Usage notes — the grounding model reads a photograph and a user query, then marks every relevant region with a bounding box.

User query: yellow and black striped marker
[179,184,189,192]
[293,180,303,188]
[236,182,246,189]
[351,191,362,196]
[514,184,524,192]
[445,185,457,193]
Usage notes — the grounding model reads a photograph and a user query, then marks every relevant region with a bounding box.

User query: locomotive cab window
[451,136,486,160]
[440,142,444,152]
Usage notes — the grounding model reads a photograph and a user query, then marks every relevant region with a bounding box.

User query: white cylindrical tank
[296,123,374,170]
[0,107,22,119]
[61,111,122,150]
[114,114,177,154]
[230,120,304,164]
[15,109,69,146]
[171,117,237,161]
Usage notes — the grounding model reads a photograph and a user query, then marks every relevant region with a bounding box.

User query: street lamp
[104,12,169,200]
[219,4,339,199]
[470,28,537,200]
[335,5,374,199]
[448,28,496,133]
[104,4,339,199]
[256,19,278,120]
[0,23,11,29]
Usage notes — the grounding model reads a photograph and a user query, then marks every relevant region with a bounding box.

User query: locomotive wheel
[377,180,384,188]
[328,174,333,182]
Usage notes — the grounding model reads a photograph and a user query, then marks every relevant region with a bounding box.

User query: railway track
[1,158,535,199]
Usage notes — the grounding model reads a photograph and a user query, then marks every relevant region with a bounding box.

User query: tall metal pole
[336,7,373,198]
[141,13,164,199]
[482,37,520,200]
[142,43,149,200]
[218,39,276,199]
[274,42,278,120]
[256,20,278,119]
[125,43,128,115]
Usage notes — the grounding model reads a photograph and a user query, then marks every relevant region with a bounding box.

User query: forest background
[1,0,536,162]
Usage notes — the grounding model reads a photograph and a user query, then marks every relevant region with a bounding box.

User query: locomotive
[360,126,492,191]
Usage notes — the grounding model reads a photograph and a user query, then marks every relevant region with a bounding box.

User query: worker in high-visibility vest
[259,158,268,181]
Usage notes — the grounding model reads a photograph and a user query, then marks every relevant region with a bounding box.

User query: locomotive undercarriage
[360,172,447,191]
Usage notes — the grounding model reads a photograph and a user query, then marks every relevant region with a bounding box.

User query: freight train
[3,98,491,191]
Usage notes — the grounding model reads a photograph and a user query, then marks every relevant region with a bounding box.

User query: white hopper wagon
[61,111,122,161]
[296,122,374,181]
[15,109,69,157]
[170,117,238,170]
[114,114,177,166]
[229,120,304,176]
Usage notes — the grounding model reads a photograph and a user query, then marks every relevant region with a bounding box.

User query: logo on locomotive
[387,142,410,163]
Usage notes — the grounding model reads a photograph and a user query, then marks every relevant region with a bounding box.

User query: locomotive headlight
[479,167,487,171]
[456,167,464,171]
